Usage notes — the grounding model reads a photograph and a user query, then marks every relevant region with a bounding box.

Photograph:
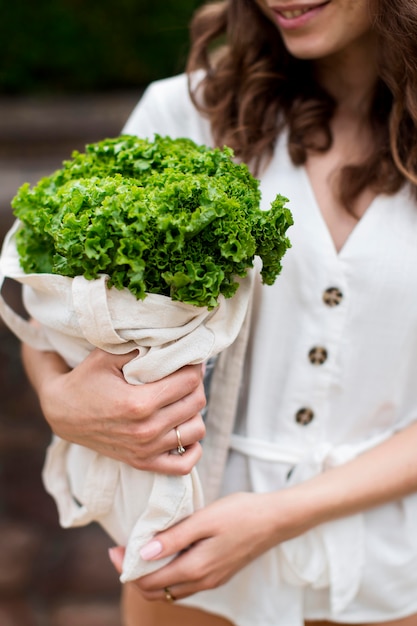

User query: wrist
[22,343,69,391]
[260,479,335,546]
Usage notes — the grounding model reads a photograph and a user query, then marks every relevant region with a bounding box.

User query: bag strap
[71,274,125,347]
[0,268,52,350]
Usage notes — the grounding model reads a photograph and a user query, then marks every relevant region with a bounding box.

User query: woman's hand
[108,418,417,599]
[109,490,306,601]
[22,344,206,474]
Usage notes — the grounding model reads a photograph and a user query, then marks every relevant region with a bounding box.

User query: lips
[270,2,330,28]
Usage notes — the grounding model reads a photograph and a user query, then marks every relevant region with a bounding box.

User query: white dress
[123,73,417,625]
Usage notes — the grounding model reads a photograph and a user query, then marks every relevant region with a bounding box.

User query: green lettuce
[12,134,293,309]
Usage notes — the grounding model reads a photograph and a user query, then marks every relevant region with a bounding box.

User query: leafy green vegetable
[12,134,293,309]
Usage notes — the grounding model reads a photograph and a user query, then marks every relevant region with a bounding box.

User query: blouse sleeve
[121,72,213,146]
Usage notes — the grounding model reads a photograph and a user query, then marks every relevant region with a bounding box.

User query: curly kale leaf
[12,135,293,309]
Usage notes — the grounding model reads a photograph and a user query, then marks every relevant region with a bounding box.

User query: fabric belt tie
[229,431,391,616]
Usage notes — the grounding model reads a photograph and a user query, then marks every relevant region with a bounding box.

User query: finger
[135,440,203,475]
[108,546,125,574]
[136,548,209,600]
[139,511,205,568]
[161,414,206,455]
[125,380,206,444]
[79,349,141,389]
[144,580,201,603]
[122,393,206,454]
[141,365,205,416]
[87,361,205,432]
[88,347,140,371]
[93,409,205,472]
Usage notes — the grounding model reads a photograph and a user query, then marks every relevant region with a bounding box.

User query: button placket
[295,282,346,430]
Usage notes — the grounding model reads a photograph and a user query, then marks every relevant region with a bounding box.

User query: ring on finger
[164,586,176,602]
[175,427,186,455]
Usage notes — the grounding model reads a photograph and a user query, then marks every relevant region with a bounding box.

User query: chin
[280,35,335,61]
[285,47,327,61]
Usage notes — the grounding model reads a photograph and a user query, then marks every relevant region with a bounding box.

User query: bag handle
[71,274,125,348]
[0,268,52,350]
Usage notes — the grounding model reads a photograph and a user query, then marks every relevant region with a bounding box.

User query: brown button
[308,346,328,365]
[295,407,314,425]
[323,287,343,307]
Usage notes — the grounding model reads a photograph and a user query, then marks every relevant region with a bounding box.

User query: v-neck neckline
[299,164,380,259]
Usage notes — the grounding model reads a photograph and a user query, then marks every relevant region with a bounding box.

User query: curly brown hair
[186,0,417,213]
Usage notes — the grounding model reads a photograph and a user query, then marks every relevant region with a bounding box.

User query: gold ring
[175,427,186,455]
[164,586,176,602]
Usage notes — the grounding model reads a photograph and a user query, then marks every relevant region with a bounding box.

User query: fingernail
[140,539,163,560]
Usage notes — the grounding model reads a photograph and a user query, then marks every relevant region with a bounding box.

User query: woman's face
[262,0,373,61]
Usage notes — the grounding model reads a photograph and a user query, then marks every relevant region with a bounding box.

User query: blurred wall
[0,2,203,624]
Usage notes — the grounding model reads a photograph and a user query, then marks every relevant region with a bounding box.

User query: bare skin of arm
[21,343,207,475]
[109,419,417,601]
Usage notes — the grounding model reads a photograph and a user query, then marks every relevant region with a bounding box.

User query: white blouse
[123,74,417,625]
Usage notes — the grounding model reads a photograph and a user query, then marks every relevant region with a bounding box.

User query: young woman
[22,0,417,624]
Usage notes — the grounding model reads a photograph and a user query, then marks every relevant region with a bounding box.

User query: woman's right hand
[22,345,207,475]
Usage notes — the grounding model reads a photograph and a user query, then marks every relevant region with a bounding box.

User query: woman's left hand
[109,490,301,601]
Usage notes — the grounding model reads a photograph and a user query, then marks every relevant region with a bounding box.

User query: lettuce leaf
[12,134,293,309]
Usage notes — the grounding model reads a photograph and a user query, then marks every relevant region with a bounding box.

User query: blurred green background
[1,0,202,94]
